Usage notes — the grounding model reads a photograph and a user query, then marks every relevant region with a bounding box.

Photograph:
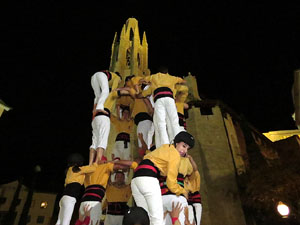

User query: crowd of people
[55,67,203,225]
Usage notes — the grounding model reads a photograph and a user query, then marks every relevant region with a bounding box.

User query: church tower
[109,18,150,84]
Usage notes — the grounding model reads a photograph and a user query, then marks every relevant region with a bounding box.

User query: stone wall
[186,106,247,225]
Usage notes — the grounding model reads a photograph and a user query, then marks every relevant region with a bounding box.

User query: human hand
[183,190,189,199]
[138,133,144,141]
[83,204,92,217]
[184,207,196,225]
[169,202,183,219]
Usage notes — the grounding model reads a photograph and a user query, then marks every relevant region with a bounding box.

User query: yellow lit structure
[109,17,150,84]
[263,130,300,142]
[0,180,56,225]
[0,99,12,118]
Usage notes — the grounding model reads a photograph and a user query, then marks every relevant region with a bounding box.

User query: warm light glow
[40,201,48,208]
[277,201,290,218]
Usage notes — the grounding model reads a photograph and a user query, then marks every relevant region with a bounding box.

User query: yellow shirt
[110,115,134,134]
[176,102,185,115]
[116,95,134,110]
[105,183,132,202]
[184,170,201,193]
[178,157,194,177]
[175,84,189,103]
[84,162,114,188]
[64,165,96,186]
[109,72,121,91]
[104,90,120,112]
[143,144,187,196]
[131,98,150,118]
[142,73,184,97]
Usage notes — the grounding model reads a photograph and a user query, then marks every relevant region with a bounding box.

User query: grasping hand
[184,207,196,225]
[169,202,183,219]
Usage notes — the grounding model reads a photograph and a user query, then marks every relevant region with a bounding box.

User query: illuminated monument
[106,17,249,225]
[105,18,300,225]
[109,18,150,84]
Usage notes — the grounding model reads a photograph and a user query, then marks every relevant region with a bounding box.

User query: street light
[277,201,290,218]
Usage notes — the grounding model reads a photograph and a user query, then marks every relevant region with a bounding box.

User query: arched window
[130,28,134,41]
[126,49,131,66]
[137,53,141,67]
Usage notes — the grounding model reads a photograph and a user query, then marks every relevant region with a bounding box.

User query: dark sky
[1,2,300,192]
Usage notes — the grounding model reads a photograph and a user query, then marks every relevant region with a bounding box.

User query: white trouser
[162,195,188,225]
[104,214,124,225]
[112,141,131,160]
[79,201,102,225]
[91,72,109,110]
[153,97,181,148]
[166,116,186,143]
[137,120,154,149]
[90,115,110,150]
[56,195,76,225]
[190,203,202,225]
[131,177,164,225]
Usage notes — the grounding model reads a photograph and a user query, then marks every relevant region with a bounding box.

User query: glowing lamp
[277,201,290,218]
[40,201,48,208]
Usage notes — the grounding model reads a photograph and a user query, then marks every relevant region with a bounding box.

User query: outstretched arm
[113,160,138,170]
[186,154,198,171]
[138,133,148,153]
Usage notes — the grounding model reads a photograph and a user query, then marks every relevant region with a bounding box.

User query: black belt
[95,108,111,118]
[115,132,130,148]
[107,202,129,215]
[153,87,173,102]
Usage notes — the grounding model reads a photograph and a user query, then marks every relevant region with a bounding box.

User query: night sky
[1,2,300,192]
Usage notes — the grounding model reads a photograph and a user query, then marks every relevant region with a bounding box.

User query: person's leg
[112,141,123,160]
[153,99,169,147]
[91,72,109,111]
[94,116,110,164]
[131,178,149,213]
[193,203,202,225]
[188,205,196,224]
[89,148,96,166]
[177,196,188,225]
[104,214,123,225]
[91,202,102,225]
[153,118,161,148]
[147,122,155,148]
[165,116,174,143]
[137,120,153,149]
[165,98,181,141]
[80,201,102,225]
[56,195,76,225]
[132,177,164,225]
[89,119,98,165]
[95,147,104,164]
[162,195,187,225]
[123,142,131,160]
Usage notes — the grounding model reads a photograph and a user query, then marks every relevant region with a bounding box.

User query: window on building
[130,28,134,41]
[37,216,45,224]
[137,53,140,66]
[0,197,6,204]
[126,49,131,66]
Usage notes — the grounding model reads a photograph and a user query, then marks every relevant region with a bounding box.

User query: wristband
[171,217,178,224]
